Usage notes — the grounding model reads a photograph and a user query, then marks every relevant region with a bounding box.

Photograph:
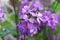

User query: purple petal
[33,0,44,10]
[17,21,27,35]
[27,22,38,36]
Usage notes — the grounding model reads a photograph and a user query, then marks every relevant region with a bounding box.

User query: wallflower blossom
[19,0,44,20]
[19,0,60,38]
[20,6,30,21]
[37,10,59,30]
[17,21,39,36]
[47,14,58,30]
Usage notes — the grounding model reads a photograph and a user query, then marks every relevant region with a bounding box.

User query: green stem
[15,9,19,40]
[48,28,53,40]
[11,0,19,40]
[14,5,19,40]
[51,0,56,9]
[43,24,48,40]
[55,29,58,40]
[1,37,4,40]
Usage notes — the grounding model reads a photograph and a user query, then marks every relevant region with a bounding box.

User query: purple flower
[37,10,59,30]
[40,0,55,6]
[21,0,31,4]
[32,0,44,10]
[19,0,60,37]
[17,21,27,35]
[4,35,14,40]
[33,23,41,30]
[47,20,57,30]
[30,12,38,17]
[27,22,38,36]
[21,6,31,14]
[19,0,44,20]
[56,14,60,24]
[20,0,31,11]
[19,35,24,40]
[53,36,57,40]
[20,6,30,21]
[29,18,37,23]
[47,14,59,30]
[38,11,51,23]
[0,7,6,22]
[17,21,39,36]
[20,14,28,21]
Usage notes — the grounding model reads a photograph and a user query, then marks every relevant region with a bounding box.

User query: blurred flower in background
[40,0,55,7]
[0,0,14,13]
[19,35,24,40]
[0,7,6,22]
[18,1,60,39]
[4,34,15,40]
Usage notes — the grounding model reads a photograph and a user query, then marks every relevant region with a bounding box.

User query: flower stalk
[47,28,53,40]
[43,24,48,40]
[11,0,19,40]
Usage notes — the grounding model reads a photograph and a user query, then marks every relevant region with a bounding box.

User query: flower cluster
[18,0,60,39]
[0,7,6,22]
